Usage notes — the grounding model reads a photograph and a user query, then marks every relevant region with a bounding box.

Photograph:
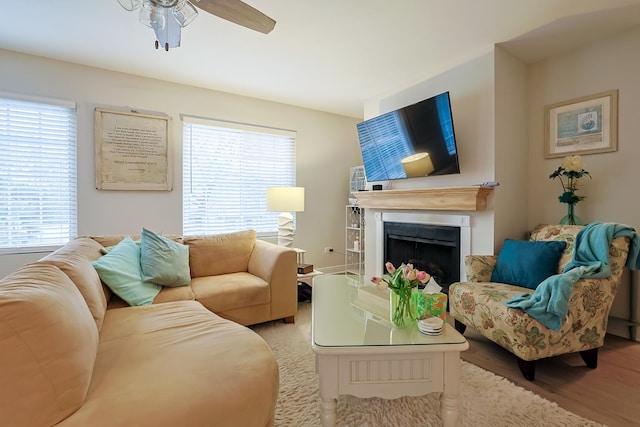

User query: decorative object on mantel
[544,89,618,159]
[371,262,430,328]
[353,186,494,211]
[549,155,591,225]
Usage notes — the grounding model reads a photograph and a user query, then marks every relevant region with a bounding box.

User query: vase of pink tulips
[372,262,431,328]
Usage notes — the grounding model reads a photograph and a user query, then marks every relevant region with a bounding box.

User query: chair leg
[516,357,536,381]
[580,348,598,369]
[454,319,466,334]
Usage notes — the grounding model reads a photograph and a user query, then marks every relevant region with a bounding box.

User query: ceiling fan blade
[195,0,276,34]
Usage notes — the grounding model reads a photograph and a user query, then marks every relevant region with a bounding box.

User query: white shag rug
[252,303,606,427]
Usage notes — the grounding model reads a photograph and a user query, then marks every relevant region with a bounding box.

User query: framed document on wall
[95,108,173,191]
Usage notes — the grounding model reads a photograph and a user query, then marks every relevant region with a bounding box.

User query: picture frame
[95,108,173,191]
[544,89,618,159]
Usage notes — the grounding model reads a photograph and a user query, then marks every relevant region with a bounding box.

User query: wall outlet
[324,247,334,254]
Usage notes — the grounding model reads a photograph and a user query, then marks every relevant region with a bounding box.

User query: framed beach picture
[544,90,618,159]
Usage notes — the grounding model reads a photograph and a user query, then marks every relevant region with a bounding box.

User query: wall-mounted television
[356,91,460,182]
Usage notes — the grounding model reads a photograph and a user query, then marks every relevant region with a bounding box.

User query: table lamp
[266,186,305,247]
[401,152,435,177]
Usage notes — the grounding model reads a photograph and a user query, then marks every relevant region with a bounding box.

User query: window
[182,116,296,236]
[0,96,77,254]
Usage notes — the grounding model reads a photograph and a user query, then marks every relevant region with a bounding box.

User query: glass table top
[312,274,467,348]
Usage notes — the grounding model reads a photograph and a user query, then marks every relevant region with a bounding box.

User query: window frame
[182,115,297,237]
[0,93,78,255]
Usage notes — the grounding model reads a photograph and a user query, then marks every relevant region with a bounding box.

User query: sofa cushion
[191,272,270,313]
[185,229,257,277]
[92,236,161,306]
[39,237,108,330]
[140,227,191,287]
[490,239,567,289]
[88,233,183,249]
[0,263,99,427]
[61,301,278,427]
[154,283,196,303]
[106,285,197,309]
[89,234,140,248]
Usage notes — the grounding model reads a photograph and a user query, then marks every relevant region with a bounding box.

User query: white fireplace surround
[373,211,471,282]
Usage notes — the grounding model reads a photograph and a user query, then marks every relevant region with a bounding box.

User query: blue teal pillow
[490,239,566,289]
[92,236,161,306]
[140,227,191,287]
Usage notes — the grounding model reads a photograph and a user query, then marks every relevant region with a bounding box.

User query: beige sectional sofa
[0,229,297,427]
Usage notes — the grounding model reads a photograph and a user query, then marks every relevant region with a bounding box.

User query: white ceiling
[2,0,640,118]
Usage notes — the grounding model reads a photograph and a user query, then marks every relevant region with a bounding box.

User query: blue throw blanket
[505,222,640,332]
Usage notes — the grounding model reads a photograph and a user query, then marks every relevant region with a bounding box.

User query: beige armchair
[449,224,633,381]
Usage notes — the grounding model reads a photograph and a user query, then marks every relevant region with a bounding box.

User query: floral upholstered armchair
[449,224,632,381]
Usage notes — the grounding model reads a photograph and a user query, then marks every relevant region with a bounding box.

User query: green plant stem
[391,288,414,327]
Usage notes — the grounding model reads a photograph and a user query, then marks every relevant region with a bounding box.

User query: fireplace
[383,222,460,295]
[370,211,471,285]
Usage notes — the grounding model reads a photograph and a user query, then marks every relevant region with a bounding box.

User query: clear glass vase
[390,288,416,328]
[559,203,584,225]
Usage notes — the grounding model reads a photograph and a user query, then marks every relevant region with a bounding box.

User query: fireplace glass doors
[383,222,460,294]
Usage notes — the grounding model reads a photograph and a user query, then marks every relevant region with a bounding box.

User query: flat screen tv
[356,91,460,182]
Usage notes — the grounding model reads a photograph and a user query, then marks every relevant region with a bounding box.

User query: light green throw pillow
[140,227,191,287]
[100,239,140,254]
[92,236,161,306]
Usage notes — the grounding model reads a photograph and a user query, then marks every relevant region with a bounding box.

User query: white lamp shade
[401,152,435,177]
[266,187,305,212]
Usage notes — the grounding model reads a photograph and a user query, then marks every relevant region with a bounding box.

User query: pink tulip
[417,271,430,284]
[402,264,412,278]
[385,262,396,274]
[371,276,381,285]
[405,268,416,281]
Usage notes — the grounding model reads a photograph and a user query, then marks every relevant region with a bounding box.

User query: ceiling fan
[116,0,276,51]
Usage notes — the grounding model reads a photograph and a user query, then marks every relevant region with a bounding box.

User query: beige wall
[361,25,640,337]
[494,47,530,245]
[526,26,640,231]
[362,52,498,275]
[526,26,640,338]
[0,49,361,277]
[2,25,639,335]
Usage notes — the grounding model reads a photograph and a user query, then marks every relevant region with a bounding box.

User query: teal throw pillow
[92,236,161,306]
[140,227,191,287]
[490,239,566,289]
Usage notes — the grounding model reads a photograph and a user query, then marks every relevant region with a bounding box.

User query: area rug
[252,303,606,427]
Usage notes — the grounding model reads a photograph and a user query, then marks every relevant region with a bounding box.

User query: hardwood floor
[457,325,640,427]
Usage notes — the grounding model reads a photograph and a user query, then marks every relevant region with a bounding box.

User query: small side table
[294,248,324,285]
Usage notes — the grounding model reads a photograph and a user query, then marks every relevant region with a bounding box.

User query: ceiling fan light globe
[139,2,167,29]
[151,0,180,7]
[116,0,143,11]
[172,1,198,27]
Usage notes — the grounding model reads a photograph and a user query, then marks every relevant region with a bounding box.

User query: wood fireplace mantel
[353,186,494,211]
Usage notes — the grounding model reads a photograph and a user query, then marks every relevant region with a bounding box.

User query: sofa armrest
[248,240,297,320]
[465,255,497,282]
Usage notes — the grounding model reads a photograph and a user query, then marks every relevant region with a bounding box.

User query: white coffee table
[311,275,468,427]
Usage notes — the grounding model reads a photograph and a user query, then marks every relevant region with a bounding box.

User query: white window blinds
[0,96,77,253]
[182,116,296,236]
